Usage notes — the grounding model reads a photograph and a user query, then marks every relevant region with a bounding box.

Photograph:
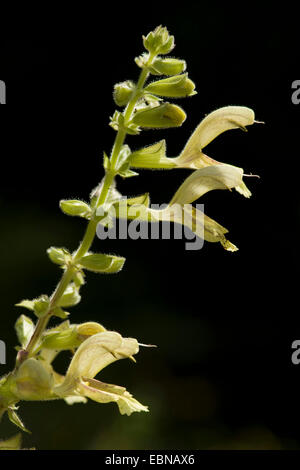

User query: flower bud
[15,315,35,349]
[34,295,50,318]
[150,57,187,76]
[113,81,135,107]
[132,102,186,129]
[58,283,81,307]
[60,200,92,219]
[47,247,71,266]
[145,74,196,98]
[143,25,175,55]
[78,253,125,274]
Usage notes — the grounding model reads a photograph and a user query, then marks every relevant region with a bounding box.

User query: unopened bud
[47,247,71,266]
[113,81,135,107]
[132,102,186,129]
[145,74,196,98]
[143,26,174,55]
[150,57,186,76]
[60,200,92,219]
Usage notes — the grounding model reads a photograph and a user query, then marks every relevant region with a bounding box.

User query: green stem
[25,269,75,357]
[21,56,155,364]
[23,173,114,360]
[110,55,154,168]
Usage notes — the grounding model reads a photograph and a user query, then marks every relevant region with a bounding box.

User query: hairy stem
[110,54,154,167]
[20,58,154,365]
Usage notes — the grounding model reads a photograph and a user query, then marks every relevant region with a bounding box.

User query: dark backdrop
[0,6,300,450]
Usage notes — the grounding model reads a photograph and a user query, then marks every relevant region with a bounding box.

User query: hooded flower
[53,331,148,416]
[113,164,244,251]
[129,106,257,198]
[173,106,255,198]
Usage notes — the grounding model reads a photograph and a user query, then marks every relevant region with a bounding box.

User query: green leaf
[15,300,35,311]
[78,253,125,274]
[132,103,186,129]
[16,296,50,319]
[0,433,22,450]
[58,284,81,308]
[8,408,31,434]
[15,315,35,348]
[60,200,92,219]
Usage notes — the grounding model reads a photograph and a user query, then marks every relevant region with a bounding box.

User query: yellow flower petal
[79,377,148,416]
[169,164,243,205]
[162,203,238,250]
[54,331,139,396]
[176,106,255,166]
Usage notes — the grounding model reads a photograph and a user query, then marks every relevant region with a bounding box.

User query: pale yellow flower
[173,106,256,198]
[130,106,258,198]
[114,164,244,251]
[54,331,148,416]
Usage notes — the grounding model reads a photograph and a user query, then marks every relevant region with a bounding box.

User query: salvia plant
[0,26,260,449]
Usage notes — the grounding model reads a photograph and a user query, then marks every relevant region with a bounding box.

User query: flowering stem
[110,54,155,168]
[20,59,154,366]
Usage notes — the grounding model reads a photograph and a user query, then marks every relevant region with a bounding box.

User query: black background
[0,5,300,450]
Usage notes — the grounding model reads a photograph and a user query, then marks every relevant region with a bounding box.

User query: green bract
[129,140,175,169]
[15,315,35,349]
[16,295,51,319]
[58,284,81,308]
[33,296,50,318]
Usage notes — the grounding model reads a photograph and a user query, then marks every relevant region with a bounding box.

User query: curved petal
[159,204,238,251]
[169,164,243,205]
[177,106,255,164]
[78,377,148,416]
[54,331,139,395]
